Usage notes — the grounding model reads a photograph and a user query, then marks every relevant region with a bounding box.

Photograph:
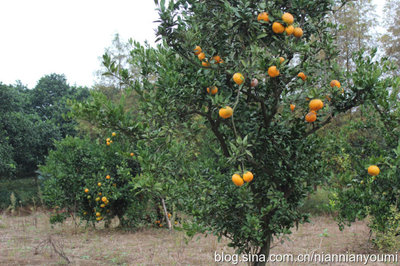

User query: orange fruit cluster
[258,12,303,38]
[232,172,254,186]
[193,45,223,68]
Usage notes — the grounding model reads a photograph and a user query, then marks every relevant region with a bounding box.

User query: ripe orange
[168,213,171,218]
[293,27,303,38]
[219,106,233,119]
[106,138,110,142]
[243,171,254,182]
[84,188,89,193]
[130,152,134,156]
[233,73,245,85]
[102,197,107,202]
[110,140,113,144]
[198,52,205,61]
[285,25,294,35]
[268,66,280,77]
[290,104,295,111]
[330,80,341,88]
[106,142,110,146]
[202,61,211,67]
[297,72,306,81]
[368,165,380,176]
[100,204,105,208]
[282,13,294,25]
[309,99,324,111]
[272,22,285,34]
[212,55,222,63]
[106,175,110,179]
[279,57,285,64]
[207,86,218,95]
[251,78,258,87]
[193,46,202,55]
[98,192,102,196]
[98,182,101,187]
[257,12,269,22]
[96,212,101,217]
[305,111,317,123]
[232,174,244,186]
[112,132,116,137]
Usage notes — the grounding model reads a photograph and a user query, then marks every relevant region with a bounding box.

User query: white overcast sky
[0,0,385,89]
[0,0,159,88]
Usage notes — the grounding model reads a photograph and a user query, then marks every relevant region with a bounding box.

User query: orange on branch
[219,106,233,119]
[268,66,280,77]
[309,99,324,111]
[272,22,285,34]
[305,111,317,123]
[232,174,244,186]
[257,12,269,22]
[233,73,245,85]
[282,13,294,25]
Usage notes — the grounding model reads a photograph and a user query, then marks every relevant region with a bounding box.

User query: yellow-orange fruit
[243,171,254,182]
[282,13,294,25]
[305,111,317,123]
[268,66,280,77]
[102,197,107,202]
[279,57,285,64]
[330,80,341,88]
[202,61,211,67]
[297,72,306,81]
[368,165,380,176]
[232,174,244,186]
[285,25,294,35]
[207,86,218,95]
[106,175,110,179]
[309,99,324,111]
[233,73,245,85]
[219,106,233,119]
[193,46,202,55]
[293,27,303,38]
[272,22,285,34]
[290,104,295,111]
[257,12,269,22]
[198,52,205,61]
[130,152,134,156]
[212,55,222,63]
[84,188,89,193]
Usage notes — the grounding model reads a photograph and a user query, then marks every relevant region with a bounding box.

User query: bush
[40,135,155,227]
[0,178,40,209]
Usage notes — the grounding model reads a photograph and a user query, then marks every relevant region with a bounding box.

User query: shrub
[40,136,152,227]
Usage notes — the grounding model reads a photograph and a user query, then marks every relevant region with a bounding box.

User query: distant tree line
[0,73,89,179]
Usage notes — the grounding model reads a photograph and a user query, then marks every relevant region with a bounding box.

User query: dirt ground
[0,211,391,265]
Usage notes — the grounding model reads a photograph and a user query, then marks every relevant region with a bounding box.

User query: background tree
[381,0,400,69]
[332,0,377,72]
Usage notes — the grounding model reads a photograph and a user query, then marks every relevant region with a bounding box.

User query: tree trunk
[252,233,272,266]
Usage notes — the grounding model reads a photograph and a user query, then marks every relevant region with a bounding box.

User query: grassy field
[0,210,389,266]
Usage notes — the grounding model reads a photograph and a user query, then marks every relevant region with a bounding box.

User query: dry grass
[0,211,390,265]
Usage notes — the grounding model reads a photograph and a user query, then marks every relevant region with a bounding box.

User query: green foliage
[41,136,148,227]
[0,74,90,179]
[372,205,400,252]
[0,178,40,209]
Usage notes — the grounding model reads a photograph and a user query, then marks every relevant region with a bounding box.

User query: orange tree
[40,134,145,227]
[81,0,392,263]
[149,0,391,261]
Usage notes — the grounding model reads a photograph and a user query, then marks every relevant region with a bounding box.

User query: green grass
[300,187,333,216]
[0,178,40,209]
